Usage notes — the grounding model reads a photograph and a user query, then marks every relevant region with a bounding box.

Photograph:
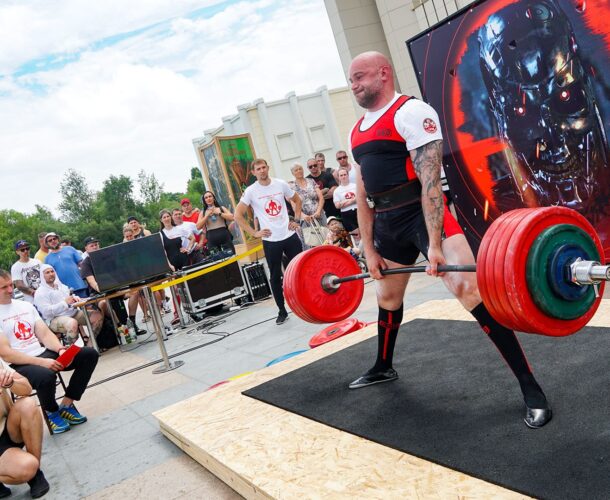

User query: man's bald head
[348,51,395,111]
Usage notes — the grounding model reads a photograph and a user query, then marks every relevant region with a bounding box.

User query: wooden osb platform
[154,299,610,499]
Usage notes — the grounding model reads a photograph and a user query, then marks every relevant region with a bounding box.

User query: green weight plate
[526,224,599,320]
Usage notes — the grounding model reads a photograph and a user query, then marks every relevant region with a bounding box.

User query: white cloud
[0,0,348,215]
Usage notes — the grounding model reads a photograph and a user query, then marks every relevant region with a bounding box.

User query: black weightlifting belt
[367,181,422,213]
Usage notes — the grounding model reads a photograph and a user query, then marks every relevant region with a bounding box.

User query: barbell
[283,206,608,336]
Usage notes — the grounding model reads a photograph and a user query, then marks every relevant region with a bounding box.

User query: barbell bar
[283,206,607,336]
[321,265,477,292]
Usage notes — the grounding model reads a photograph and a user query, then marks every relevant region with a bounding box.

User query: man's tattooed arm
[410,139,444,250]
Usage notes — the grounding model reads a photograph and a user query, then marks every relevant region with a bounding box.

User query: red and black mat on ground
[243,319,610,499]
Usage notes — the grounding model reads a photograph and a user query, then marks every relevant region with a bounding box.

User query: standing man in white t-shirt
[235,159,303,325]
[10,241,41,304]
[346,51,551,429]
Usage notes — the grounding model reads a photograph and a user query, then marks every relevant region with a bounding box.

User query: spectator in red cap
[180,197,203,249]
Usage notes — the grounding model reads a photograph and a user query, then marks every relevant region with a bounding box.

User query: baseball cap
[127,216,139,223]
[83,236,99,247]
[326,216,342,225]
[180,198,191,206]
[44,232,59,242]
[14,240,29,250]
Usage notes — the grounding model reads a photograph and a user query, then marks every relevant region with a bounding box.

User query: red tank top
[350,95,418,194]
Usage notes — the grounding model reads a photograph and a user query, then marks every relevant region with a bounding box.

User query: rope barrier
[150,244,264,291]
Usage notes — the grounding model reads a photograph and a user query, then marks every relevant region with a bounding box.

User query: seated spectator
[0,269,99,435]
[127,216,151,239]
[0,359,50,498]
[10,241,41,304]
[44,233,88,298]
[34,265,102,346]
[323,216,360,256]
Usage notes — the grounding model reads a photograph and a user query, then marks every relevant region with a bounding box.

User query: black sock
[470,303,547,408]
[372,304,404,372]
[129,315,136,325]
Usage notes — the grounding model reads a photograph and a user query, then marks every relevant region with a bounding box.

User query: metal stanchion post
[78,305,100,352]
[169,285,188,328]
[142,286,184,374]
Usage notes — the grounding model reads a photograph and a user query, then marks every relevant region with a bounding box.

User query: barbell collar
[570,258,610,285]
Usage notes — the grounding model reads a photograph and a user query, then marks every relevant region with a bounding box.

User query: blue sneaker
[59,405,87,425]
[46,411,70,434]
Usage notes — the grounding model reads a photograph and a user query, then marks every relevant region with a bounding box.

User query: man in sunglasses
[335,150,358,186]
[10,241,41,303]
[307,158,340,218]
[44,233,88,299]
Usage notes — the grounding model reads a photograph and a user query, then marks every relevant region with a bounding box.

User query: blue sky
[0,0,347,212]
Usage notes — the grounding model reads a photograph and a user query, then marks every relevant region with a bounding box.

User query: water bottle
[126,319,138,343]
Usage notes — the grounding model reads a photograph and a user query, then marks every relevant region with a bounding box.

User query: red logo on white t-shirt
[14,320,34,340]
[423,118,437,134]
[345,192,356,200]
[265,199,282,217]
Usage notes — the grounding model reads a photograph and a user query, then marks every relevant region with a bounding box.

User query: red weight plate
[478,209,529,330]
[284,251,316,323]
[287,250,320,323]
[308,318,361,348]
[492,209,544,330]
[500,209,553,333]
[504,207,604,336]
[284,246,364,323]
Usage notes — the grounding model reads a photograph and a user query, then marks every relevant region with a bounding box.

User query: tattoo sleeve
[411,140,444,248]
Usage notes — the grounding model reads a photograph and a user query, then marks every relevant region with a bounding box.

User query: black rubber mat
[244,319,610,499]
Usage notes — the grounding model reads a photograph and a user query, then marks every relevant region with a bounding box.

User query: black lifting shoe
[524,405,552,429]
[348,367,398,389]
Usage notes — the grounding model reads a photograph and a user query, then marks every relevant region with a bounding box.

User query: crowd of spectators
[0,151,361,495]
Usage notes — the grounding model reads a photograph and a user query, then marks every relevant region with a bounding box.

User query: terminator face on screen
[478,0,609,214]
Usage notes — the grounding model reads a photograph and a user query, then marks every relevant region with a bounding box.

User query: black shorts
[0,424,23,457]
[373,203,463,265]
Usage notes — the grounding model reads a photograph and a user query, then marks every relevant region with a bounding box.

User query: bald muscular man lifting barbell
[325,52,551,428]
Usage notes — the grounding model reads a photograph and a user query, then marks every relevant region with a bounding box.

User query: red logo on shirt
[423,118,437,134]
[14,320,34,340]
[265,199,282,217]
[345,192,356,199]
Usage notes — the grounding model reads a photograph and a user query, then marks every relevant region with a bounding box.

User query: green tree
[138,169,164,205]
[185,167,205,208]
[58,169,95,223]
[99,175,137,223]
